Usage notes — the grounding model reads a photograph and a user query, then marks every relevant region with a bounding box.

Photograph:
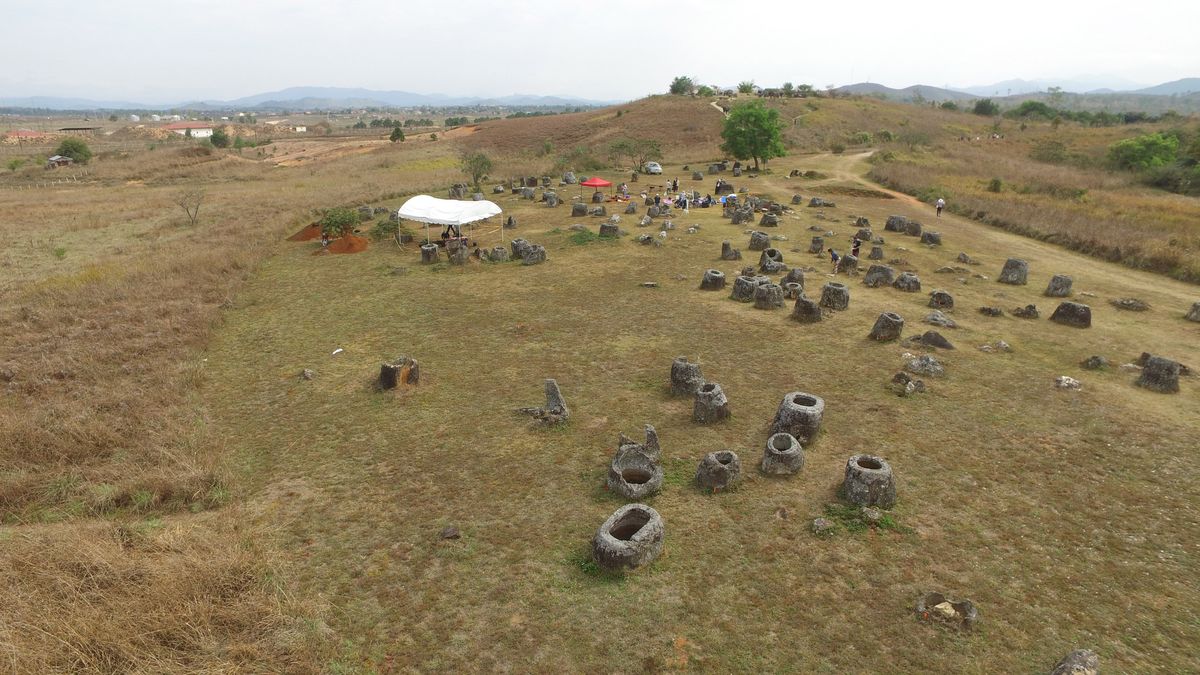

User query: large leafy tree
[720,101,786,170]
[459,150,493,192]
[668,76,694,95]
[53,137,92,164]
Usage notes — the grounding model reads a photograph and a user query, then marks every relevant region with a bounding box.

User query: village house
[163,121,214,138]
[46,155,73,168]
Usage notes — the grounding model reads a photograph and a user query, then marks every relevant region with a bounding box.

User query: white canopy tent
[396,195,503,245]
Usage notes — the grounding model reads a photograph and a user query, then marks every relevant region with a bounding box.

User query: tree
[210,128,230,148]
[459,150,493,192]
[53,138,92,164]
[940,101,959,111]
[319,207,358,237]
[796,84,815,97]
[781,82,795,97]
[390,127,405,143]
[972,98,1000,116]
[720,100,786,171]
[174,188,205,226]
[629,139,662,170]
[696,85,715,97]
[1108,133,1179,171]
[737,80,755,95]
[8,158,26,172]
[668,76,694,95]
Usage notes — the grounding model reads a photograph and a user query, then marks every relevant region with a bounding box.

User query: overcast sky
[3,0,1198,103]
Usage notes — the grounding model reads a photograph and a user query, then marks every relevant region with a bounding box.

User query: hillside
[1,93,1198,672]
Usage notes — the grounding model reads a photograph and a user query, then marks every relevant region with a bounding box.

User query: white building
[164,122,214,138]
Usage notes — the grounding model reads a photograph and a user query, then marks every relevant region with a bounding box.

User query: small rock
[1050,649,1099,675]
[439,526,461,540]
[924,310,957,329]
[1110,297,1150,312]
[861,506,883,525]
[300,369,316,380]
[904,354,945,377]
[811,517,835,536]
[640,281,659,288]
[979,306,1003,317]
[1055,375,1081,390]
[1080,355,1109,370]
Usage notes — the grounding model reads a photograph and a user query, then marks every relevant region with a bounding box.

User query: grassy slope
[2,94,1198,671]
[205,147,1200,670]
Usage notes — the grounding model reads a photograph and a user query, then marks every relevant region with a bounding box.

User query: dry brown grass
[2,96,1199,671]
[867,118,1200,281]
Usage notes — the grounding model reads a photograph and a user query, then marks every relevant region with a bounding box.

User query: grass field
[2,94,1199,672]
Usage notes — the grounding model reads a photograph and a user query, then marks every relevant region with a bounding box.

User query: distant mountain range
[0,86,620,111]
[834,77,1200,102]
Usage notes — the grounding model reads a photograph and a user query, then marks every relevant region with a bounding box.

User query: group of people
[828,235,864,273]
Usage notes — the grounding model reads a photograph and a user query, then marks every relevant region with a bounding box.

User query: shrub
[1108,133,1179,171]
[668,76,694,95]
[319,207,359,237]
[987,177,1003,193]
[389,127,404,143]
[972,98,1000,116]
[829,142,846,154]
[8,158,26,172]
[876,129,894,143]
[209,128,230,148]
[849,131,872,145]
[737,80,755,94]
[697,85,715,97]
[53,138,92,164]
[1030,139,1068,164]
[940,101,958,111]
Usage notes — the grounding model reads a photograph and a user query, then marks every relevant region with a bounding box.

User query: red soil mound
[313,235,369,255]
[288,223,322,241]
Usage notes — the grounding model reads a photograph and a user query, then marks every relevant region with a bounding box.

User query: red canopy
[580,177,612,188]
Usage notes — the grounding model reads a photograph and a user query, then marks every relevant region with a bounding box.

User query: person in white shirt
[936,197,946,218]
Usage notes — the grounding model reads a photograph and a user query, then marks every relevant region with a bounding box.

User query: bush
[389,127,404,143]
[737,80,755,94]
[972,98,1000,116]
[319,207,359,237]
[1144,164,1199,195]
[696,85,715,97]
[668,76,694,95]
[1030,139,1068,164]
[210,128,230,148]
[830,142,846,154]
[849,131,872,145]
[876,129,894,143]
[940,101,958,111]
[53,138,92,164]
[1108,132,1179,171]
[987,177,1003,193]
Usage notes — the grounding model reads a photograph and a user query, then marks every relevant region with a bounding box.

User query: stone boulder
[884,215,908,232]
[863,264,896,288]
[758,247,785,273]
[1049,301,1091,328]
[905,354,945,377]
[693,382,731,423]
[1049,649,1099,675]
[916,330,955,350]
[920,231,942,246]
[592,503,664,571]
[588,205,607,217]
[1045,274,1073,297]
[510,238,532,259]
[624,202,638,214]
[768,391,825,444]
[591,191,605,204]
[695,450,742,491]
[700,269,726,291]
[808,236,825,254]
[607,445,663,500]
[791,194,803,205]
[521,187,536,200]
[761,433,805,475]
[1136,355,1181,393]
[842,454,896,508]
[781,269,805,287]
[928,290,954,310]
[515,378,570,425]
[563,171,577,184]
[521,244,547,265]
[978,306,1004,317]
[748,231,771,251]
[820,282,850,310]
[868,312,905,341]
[670,357,705,396]
[809,197,835,208]
[867,245,884,260]
[916,592,979,632]
[1187,301,1200,322]
[753,283,785,309]
[730,274,769,302]
[838,254,859,275]
[904,220,923,237]
[720,241,742,260]
[419,243,440,264]
[1012,304,1040,319]
[893,272,922,292]
[379,356,420,389]
[759,213,779,227]
[571,202,587,217]
[692,170,703,180]
[782,282,804,299]
[487,246,510,262]
[791,296,823,323]
[998,258,1029,285]
[925,310,957,328]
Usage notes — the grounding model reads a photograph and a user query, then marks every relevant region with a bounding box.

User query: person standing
[936,197,945,217]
